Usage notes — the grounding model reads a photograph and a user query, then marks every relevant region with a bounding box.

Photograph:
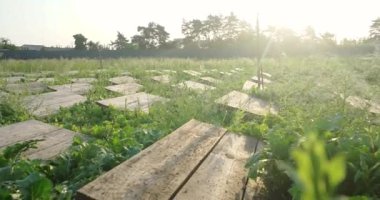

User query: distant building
[21,44,45,51]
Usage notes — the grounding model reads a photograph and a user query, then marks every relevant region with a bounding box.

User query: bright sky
[0,0,379,47]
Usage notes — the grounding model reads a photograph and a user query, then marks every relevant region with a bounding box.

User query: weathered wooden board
[262,72,272,78]
[251,76,272,84]
[66,70,79,75]
[49,83,92,95]
[77,119,227,200]
[97,92,167,113]
[151,75,171,84]
[105,83,143,95]
[145,69,163,74]
[120,71,131,76]
[175,133,258,200]
[346,95,380,114]
[11,72,24,76]
[220,71,232,76]
[176,81,216,91]
[242,80,259,91]
[5,76,25,83]
[71,78,97,84]
[183,70,202,77]
[162,69,177,74]
[200,77,221,84]
[37,78,55,83]
[23,91,87,117]
[5,82,48,94]
[216,90,278,116]
[243,140,265,200]
[0,91,8,99]
[109,76,137,85]
[24,73,42,79]
[0,120,79,160]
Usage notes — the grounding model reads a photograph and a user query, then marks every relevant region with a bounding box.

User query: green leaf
[16,173,53,200]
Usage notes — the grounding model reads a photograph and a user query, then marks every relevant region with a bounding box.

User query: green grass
[0,57,379,199]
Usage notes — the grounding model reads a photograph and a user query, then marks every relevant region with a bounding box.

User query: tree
[111,32,130,50]
[182,13,251,49]
[0,38,17,50]
[370,17,380,41]
[73,34,87,50]
[87,41,102,51]
[131,22,170,49]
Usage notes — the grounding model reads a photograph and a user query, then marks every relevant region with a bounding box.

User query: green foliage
[289,133,346,200]
[131,22,170,49]
[0,57,379,199]
[73,34,88,50]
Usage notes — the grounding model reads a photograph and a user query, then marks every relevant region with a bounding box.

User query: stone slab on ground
[109,76,137,85]
[216,90,278,116]
[97,92,167,113]
[23,91,87,117]
[176,80,216,91]
[49,83,92,95]
[105,83,143,95]
[0,120,80,160]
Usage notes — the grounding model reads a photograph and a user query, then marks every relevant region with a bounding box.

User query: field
[0,57,380,199]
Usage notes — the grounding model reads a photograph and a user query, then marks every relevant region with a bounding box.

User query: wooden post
[256,14,264,90]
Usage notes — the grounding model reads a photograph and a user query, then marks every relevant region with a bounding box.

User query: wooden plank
[0,120,58,148]
[23,128,77,160]
[346,96,380,114]
[220,72,232,76]
[109,76,136,85]
[0,120,79,160]
[5,76,24,83]
[215,90,278,116]
[242,80,259,91]
[5,82,48,94]
[37,78,55,83]
[175,133,258,200]
[243,140,265,200]
[105,83,143,95]
[251,76,272,84]
[162,69,177,74]
[97,92,167,113]
[71,78,97,84]
[176,81,216,91]
[262,72,272,78]
[77,119,227,200]
[151,75,171,84]
[23,91,87,117]
[49,83,92,95]
[183,70,202,76]
[200,77,221,84]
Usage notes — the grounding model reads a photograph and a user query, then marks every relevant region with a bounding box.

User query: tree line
[2,14,380,56]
